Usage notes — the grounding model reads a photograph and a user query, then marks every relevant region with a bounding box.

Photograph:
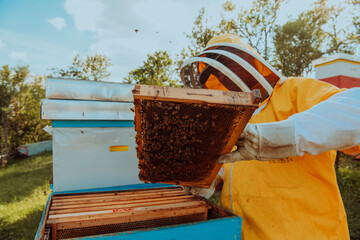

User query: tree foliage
[348,0,360,45]
[220,0,286,60]
[272,1,328,77]
[273,17,323,77]
[0,65,50,157]
[273,0,355,77]
[51,54,112,81]
[124,51,180,87]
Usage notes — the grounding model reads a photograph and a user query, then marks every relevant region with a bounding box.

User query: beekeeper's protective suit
[180,34,360,240]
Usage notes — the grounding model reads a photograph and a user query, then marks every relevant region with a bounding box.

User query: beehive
[133,85,260,188]
[42,187,236,239]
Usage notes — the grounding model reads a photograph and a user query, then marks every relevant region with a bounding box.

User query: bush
[337,168,360,239]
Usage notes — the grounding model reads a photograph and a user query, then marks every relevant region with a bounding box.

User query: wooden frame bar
[133,85,259,107]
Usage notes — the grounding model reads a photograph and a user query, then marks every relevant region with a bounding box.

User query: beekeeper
[180,34,360,240]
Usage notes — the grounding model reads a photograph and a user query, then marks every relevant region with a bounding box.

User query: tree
[0,65,29,154]
[323,2,354,55]
[348,0,360,46]
[219,0,286,60]
[273,14,325,77]
[0,65,50,157]
[9,75,50,150]
[273,0,354,77]
[51,54,112,81]
[124,51,180,87]
[273,16,325,77]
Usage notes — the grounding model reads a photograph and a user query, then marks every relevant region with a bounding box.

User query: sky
[0,0,350,82]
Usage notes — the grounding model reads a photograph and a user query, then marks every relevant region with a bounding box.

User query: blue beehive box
[35,78,242,240]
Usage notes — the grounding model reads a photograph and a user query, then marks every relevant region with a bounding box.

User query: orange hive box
[133,85,260,188]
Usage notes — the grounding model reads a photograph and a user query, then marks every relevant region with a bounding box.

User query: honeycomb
[135,99,248,186]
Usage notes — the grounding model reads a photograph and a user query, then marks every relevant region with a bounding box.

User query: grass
[337,168,360,239]
[0,152,52,240]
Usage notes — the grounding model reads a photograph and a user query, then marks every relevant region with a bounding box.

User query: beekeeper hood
[180,34,283,99]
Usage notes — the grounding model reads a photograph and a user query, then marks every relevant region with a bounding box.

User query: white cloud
[63,0,227,81]
[47,17,67,30]
[0,39,5,49]
[9,51,28,62]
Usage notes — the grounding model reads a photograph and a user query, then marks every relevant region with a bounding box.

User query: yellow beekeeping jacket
[219,77,350,240]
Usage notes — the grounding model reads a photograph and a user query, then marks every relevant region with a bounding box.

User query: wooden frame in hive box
[133,85,260,188]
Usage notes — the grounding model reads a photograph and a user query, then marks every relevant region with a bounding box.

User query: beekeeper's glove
[182,172,223,199]
[218,119,297,163]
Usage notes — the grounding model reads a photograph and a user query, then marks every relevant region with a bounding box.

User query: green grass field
[0,152,52,240]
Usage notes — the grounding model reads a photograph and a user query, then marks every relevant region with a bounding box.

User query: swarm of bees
[135,100,245,184]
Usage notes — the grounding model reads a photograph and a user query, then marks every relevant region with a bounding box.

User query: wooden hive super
[133,85,260,188]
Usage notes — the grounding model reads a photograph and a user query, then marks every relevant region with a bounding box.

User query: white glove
[218,119,297,163]
[182,174,223,199]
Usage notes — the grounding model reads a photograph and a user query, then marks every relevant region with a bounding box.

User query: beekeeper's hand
[182,173,223,199]
[218,119,297,163]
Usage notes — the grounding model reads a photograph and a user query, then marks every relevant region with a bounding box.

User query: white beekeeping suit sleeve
[291,87,360,155]
[218,88,360,163]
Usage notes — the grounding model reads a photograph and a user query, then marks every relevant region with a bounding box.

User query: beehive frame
[133,85,260,188]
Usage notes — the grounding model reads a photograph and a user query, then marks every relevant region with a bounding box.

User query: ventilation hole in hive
[56,213,205,239]
[136,100,245,183]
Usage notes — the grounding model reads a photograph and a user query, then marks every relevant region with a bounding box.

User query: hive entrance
[133,85,259,187]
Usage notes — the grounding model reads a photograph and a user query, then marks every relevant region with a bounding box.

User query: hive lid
[133,85,260,188]
[41,99,134,121]
[46,77,134,102]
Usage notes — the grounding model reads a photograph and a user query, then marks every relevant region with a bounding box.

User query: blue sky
[0,0,92,76]
[0,0,350,82]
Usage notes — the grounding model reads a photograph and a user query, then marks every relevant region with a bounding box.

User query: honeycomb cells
[135,100,245,184]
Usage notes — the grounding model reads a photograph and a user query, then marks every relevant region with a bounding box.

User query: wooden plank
[52,189,183,202]
[36,194,52,240]
[133,85,257,107]
[51,191,187,206]
[50,195,194,210]
[49,195,196,214]
[49,198,196,216]
[53,187,182,200]
[47,201,207,224]
[134,97,145,181]
[56,206,208,230]
[51,194,194,210]
[52,224,57,240]
[51,205,209,230]
[204,208,208,221]
[52,190,185,203]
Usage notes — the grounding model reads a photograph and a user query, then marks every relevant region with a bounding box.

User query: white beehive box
[41,78,142,193]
